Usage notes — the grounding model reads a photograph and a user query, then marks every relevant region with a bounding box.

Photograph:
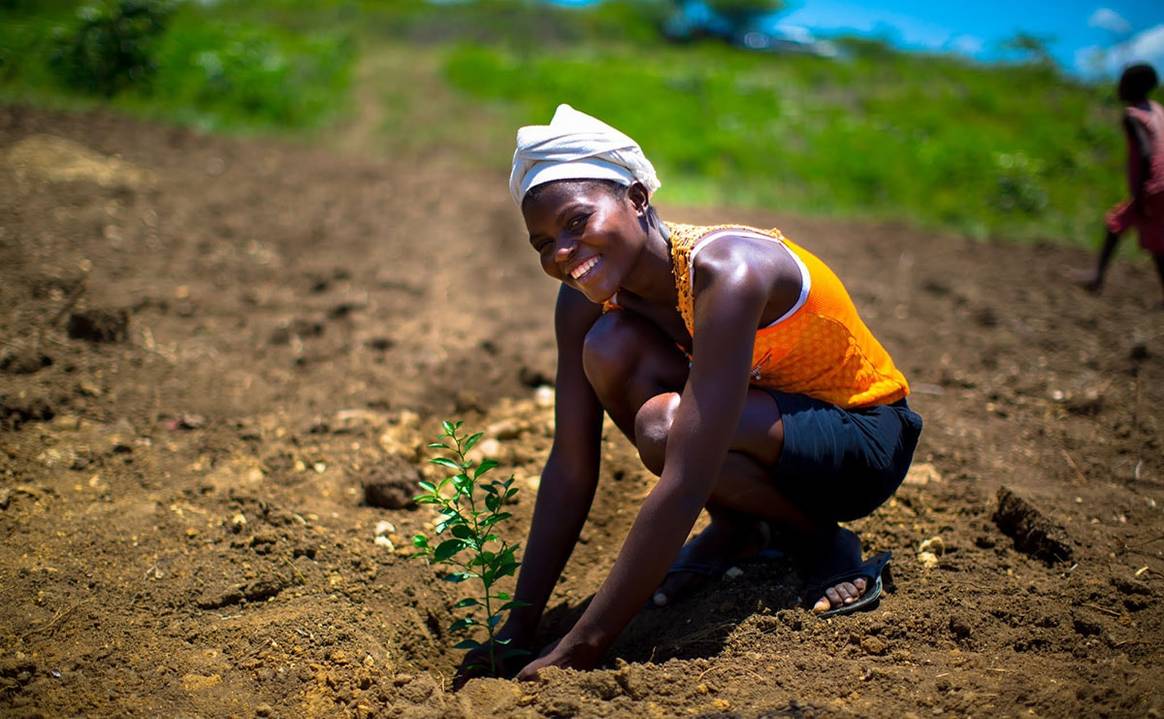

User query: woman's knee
[581,312,645,395]
[634,392,679,476]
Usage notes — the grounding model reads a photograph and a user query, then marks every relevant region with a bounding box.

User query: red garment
[1105,100,1164,254]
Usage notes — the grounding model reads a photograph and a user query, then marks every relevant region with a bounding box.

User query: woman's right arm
[501,284,605,646]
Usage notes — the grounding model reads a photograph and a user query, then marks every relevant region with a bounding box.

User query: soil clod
[1,392,56,430]
[993,486,1073,564]
[67,308,129,343]
[196,574,294,610]
[269,318,324,345]
[362,461,422,510]
[0,349,53,374]
[365,336,394,351]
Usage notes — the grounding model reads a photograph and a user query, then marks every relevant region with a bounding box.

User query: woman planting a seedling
[501,105,922,679]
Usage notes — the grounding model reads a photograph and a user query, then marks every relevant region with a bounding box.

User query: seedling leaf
[433,539,468,562]
[474,459,499,479]
[463,432,484,453]
[499,599,531,611]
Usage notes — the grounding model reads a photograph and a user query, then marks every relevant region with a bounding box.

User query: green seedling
[411,420,528,676]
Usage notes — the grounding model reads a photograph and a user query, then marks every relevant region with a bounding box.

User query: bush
[50,0,173,96]
[150,20,354,129]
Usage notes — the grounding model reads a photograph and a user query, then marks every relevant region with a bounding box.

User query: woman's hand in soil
[516,636,601,681]
[453,621,534,686]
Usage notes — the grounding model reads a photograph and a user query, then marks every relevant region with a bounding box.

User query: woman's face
[522,181,647,303]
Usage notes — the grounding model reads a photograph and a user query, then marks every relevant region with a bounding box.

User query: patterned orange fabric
[668,222,909,409]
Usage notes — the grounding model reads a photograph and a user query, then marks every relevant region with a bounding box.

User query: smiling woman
[490,104,922,683]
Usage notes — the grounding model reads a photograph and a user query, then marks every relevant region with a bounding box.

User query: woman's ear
[627,182,650,216]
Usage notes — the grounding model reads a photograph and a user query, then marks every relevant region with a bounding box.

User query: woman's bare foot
[652,516,770,607]
[811,577,868,614]
[800,527,889,617]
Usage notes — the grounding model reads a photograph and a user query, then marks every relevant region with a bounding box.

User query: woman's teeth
[570,256,601,280]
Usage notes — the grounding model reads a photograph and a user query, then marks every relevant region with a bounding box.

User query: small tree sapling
[411,421,528,675]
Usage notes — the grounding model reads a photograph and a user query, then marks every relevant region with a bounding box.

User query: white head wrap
[509,104,660,207]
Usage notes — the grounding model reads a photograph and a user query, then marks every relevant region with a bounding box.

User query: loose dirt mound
[4,133,154,189]
[1,105,1161,718]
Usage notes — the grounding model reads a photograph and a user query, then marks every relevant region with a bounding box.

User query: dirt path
[1,105,1162,718]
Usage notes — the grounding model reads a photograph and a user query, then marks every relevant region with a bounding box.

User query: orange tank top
[668,222,909,409]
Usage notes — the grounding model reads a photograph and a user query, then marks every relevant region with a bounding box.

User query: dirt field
[2,104,1162,718]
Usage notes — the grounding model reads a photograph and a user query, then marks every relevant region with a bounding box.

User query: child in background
[1081,63,1164,304]
[491,105,921,680]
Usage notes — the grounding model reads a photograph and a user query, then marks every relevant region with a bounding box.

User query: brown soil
[1,104,1162,718]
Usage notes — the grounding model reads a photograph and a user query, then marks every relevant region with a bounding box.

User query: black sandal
[801,527,891,619]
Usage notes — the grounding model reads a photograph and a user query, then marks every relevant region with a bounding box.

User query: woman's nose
[553,236,576,264]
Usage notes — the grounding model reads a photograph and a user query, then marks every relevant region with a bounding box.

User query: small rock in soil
[364,336,394,351]
[328,301,363,319]
[67,308,129,342]
[1111,577,1152,596]
[1,392,56,430]
[164,414,205,431]
[1071,611,1103,636]
[948,615,973,640]
[269,318,323,345]
[860,636,888,655]
[917,551,940,569]
[0,349,52,375]
[1065,388,1104,416]
[993,486,1073,564]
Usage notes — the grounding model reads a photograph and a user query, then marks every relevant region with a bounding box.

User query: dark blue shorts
[763,390,923,523]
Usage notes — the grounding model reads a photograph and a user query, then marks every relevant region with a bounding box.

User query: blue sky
[543,0,1164,77]
[771,1,1164,76]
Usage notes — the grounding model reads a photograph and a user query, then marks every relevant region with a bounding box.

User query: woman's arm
[518,241,773,675]
[1126,115,1152,210]
[500,285,605,646]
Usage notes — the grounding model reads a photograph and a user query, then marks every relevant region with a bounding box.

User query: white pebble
[477,438,501,458]
[374,535,395,551]
[534,385,555,408]
[374,520,395,537]
[917,551,939,569]
[918,536,945,555]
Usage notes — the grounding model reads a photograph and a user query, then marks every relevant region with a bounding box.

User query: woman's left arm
[518,246,771,677]
[1126,115,1152,210]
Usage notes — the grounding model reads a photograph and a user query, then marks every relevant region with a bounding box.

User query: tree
[1001,32,1055,66]
[704,0,784,24]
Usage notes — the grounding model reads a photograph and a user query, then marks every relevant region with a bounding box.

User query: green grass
[0,0,355,133]
[0,0,1133,246]
[441,38,1126,246]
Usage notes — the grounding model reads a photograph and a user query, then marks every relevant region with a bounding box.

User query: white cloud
[1089,7,1131,35]
[948,35,984,56]
[1084,7,1131,35]
[1104,24,1164,75]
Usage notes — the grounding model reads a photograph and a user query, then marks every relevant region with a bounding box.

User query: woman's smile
[568,255,603,282]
